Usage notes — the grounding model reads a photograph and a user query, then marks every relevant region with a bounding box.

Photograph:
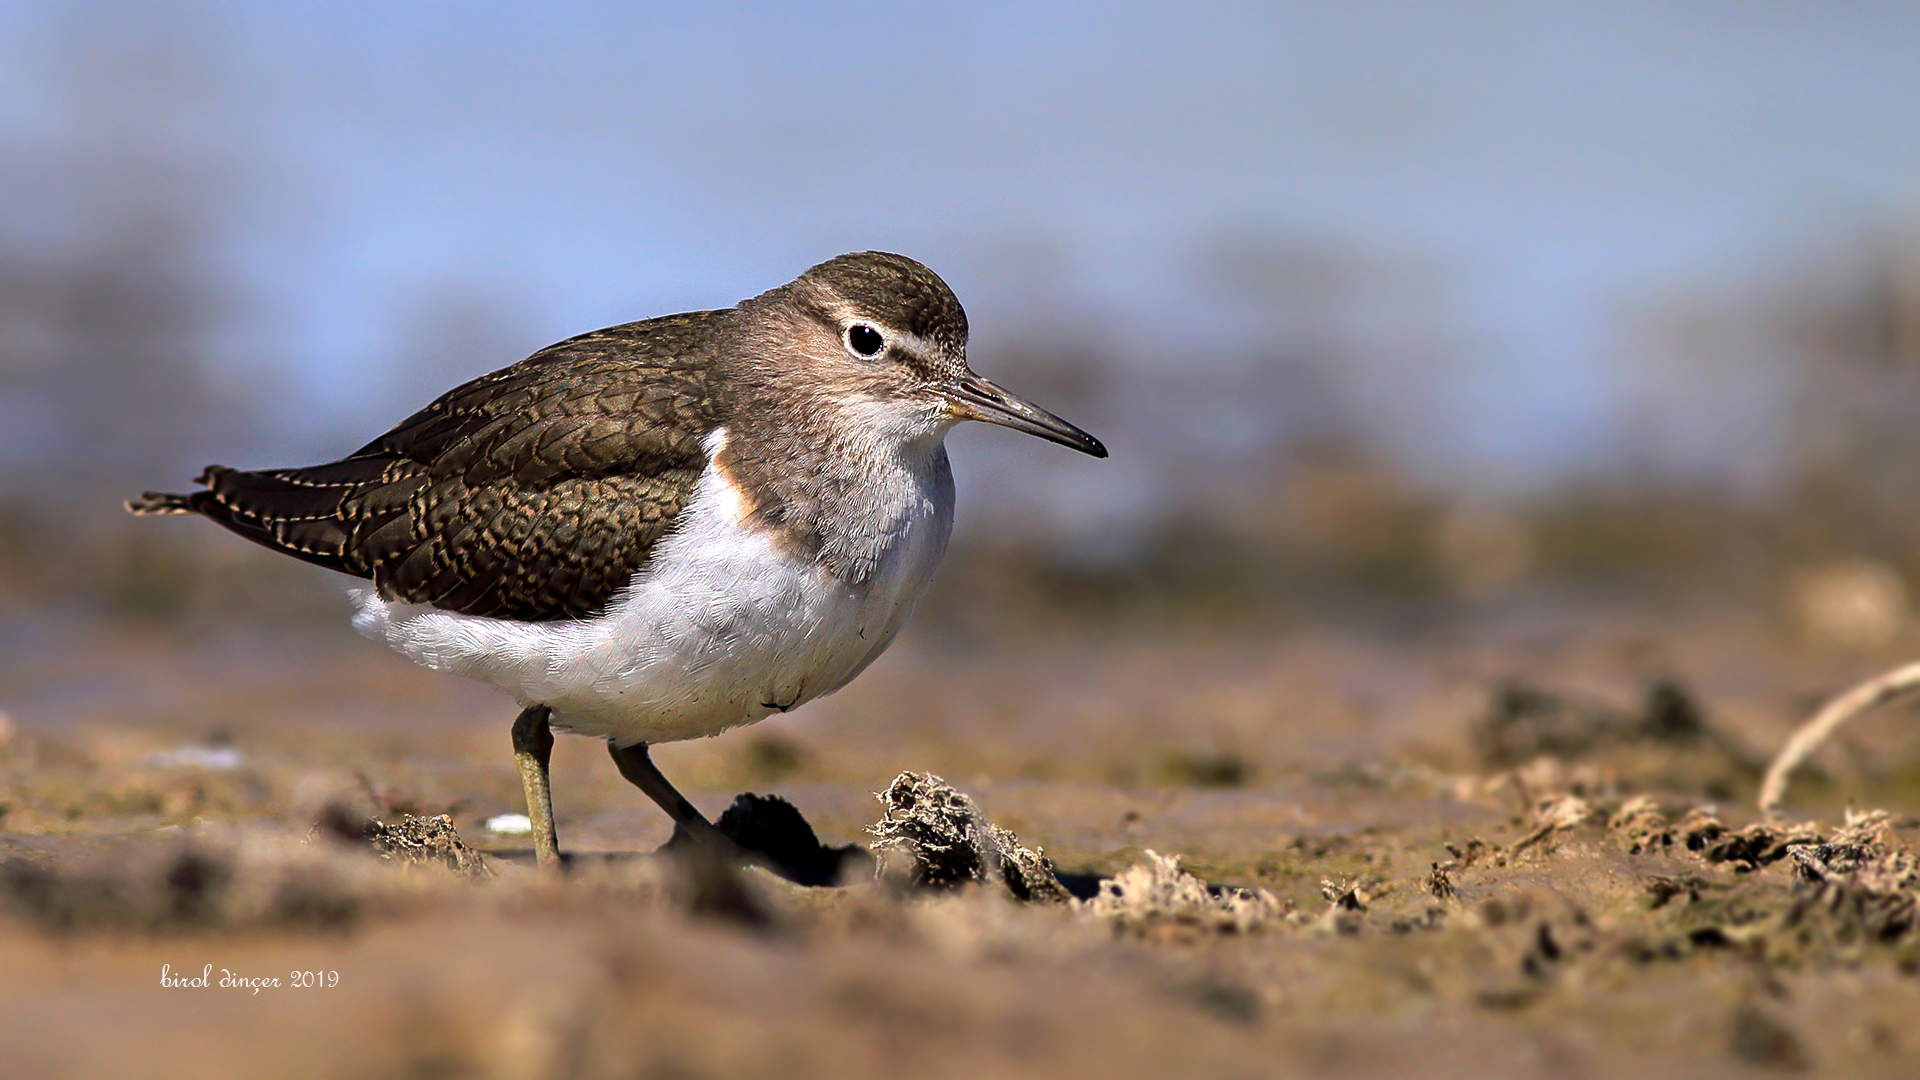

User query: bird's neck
[713,392,956,585]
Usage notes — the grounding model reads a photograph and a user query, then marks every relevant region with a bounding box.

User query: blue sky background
[4,1,1919,539]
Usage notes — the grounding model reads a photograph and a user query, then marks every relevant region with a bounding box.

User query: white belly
[349,428,954,745]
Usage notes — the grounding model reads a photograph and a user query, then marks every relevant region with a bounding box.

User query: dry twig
[1759,660,1920,817]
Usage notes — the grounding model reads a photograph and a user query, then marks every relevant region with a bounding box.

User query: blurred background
[11,10,1920,1071]
[7,0,1920,793]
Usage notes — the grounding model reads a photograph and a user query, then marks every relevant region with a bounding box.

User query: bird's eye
[845,323,885,358]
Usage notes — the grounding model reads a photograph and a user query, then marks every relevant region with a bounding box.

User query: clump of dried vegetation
[364,813,493,880]
[867,770,1071,903]
[1085,850,1288,937]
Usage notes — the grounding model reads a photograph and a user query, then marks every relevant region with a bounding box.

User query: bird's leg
[606,740,732,846]
[606,739,788,868]
[510,705,562,871]
[609,741,831,885]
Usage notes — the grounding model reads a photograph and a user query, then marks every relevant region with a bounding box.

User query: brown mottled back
[130,311,728,621]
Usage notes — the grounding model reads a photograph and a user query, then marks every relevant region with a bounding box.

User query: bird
[128,251,1106,879]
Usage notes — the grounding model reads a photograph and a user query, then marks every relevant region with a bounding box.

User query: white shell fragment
[484,813,534,835]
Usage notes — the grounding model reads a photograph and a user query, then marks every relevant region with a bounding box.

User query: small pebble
[485,813,533,835]
[148,746,243,770]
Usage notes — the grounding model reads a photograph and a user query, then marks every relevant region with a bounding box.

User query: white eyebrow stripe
[887,329,937,357]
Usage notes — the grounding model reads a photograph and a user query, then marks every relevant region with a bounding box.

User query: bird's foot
[660,793,871,887]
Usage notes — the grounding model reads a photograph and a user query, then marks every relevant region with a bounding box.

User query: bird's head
[739,251,1108,458]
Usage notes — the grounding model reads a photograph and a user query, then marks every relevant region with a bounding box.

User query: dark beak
[940,372,1108,458]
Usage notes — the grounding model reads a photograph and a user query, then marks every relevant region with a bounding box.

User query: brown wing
[130,311,728,621]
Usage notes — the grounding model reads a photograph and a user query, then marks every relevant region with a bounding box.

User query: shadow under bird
[129,251,1106,880]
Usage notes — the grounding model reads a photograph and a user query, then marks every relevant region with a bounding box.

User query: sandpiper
[129,252,1106,878]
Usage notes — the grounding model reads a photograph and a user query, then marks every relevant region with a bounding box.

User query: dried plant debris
[366,814,492,880]
[868,772,993,888]
[1087,851,1286,936]
[1509,793,1592,854]
[1312,877,1379,936]
[1316,791,1920,976]
[1593,800,1920,966]
[867,772,1070,902]
[1784,811,1919,945]
[1425,838,1495,906]
[1663,810,1820,871]
[1608,795,1671,854]
[1591,795,1827,869]
[1691,815,1825,870]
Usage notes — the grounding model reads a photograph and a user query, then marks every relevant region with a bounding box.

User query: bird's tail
[125,491,197,515]
[127,467,222,515]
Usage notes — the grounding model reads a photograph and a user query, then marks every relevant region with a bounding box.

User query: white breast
[349,426,955,745]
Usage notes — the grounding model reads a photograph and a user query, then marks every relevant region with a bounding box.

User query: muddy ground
[3,597,1920,1079]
